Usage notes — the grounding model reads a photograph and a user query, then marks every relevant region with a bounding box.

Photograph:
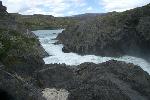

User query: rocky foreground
[57,3,150,58]
[1,60,150,100]
[35,60,150,100]
[0,1,150,100]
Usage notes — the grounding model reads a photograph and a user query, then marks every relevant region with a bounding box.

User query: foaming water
[33,30,150,74]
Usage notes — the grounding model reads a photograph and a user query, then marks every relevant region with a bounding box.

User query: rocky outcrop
[0,22,48,75]
[0,2,48,99]
[0,1,48,65]
[57,4,150,58]
[1,58,150,100]
[35,60,150,100]
[0,62,46,100]
[0,1,6,13]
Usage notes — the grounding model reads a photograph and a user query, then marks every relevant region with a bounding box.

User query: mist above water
[33,30,150,74]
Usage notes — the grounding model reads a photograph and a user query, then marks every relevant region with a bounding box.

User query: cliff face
[57,4,150,58]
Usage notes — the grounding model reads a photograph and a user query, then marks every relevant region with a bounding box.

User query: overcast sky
[2,0,150,17]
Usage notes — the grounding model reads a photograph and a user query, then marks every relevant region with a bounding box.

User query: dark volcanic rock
[35,64,74,88]
[0,1,7,13]
[35,60,150,100]
[57,4,150,57]
[0,63,46,100]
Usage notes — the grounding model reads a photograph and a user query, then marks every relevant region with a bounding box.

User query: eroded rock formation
[57,4,150,59]
[35,60,150,100]
[0,1,6,13]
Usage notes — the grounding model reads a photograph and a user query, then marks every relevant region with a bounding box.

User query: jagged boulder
[0,62,46,100]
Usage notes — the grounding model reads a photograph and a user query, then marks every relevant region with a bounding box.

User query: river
[33,29,150,74]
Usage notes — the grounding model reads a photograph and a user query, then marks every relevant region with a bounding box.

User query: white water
[33,30,150,74]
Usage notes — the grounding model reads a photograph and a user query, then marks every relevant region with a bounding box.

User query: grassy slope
[0,13,46,67]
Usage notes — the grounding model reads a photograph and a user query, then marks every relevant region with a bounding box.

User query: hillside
[57,4,150,59]
[0,2,48,99]
[11,13,79,30]
[0,12,47,66]
[69,13,106,20]
[10,13,106,30]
